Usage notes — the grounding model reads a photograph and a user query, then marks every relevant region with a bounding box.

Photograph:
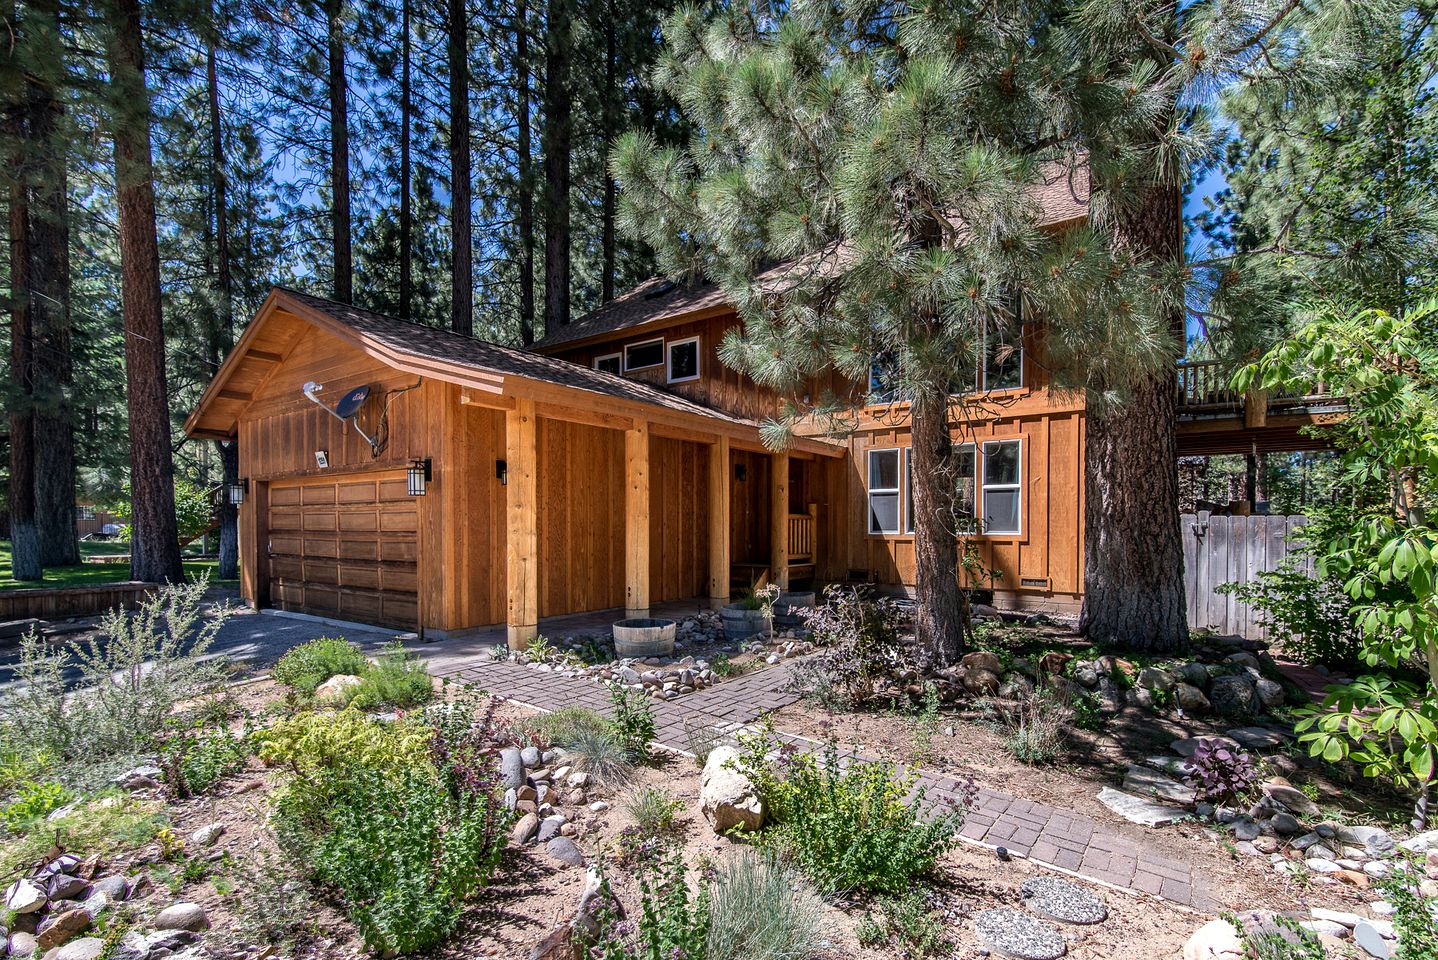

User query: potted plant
[722,578,779,641]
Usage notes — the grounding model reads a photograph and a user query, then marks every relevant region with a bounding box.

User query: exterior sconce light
[407,458,432,497]
[225,479,248,506]
[735,464,747,482]
[496,459,508,485]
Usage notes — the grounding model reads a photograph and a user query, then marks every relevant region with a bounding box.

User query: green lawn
[0,540,232,591]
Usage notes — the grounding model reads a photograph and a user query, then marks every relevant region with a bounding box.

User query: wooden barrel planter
[773,591,816,630]
[612,618,677,658]
[721,604,771,641]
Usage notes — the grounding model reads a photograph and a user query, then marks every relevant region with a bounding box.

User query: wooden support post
[708,434,731,609]
[625,420,651,619]
[770,450,790,591]
[240,480,269,609]
[506,398,539,649]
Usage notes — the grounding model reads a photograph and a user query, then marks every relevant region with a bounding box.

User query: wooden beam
[459,389,517,411]
[624,419,651,618]
[770,450,790,591]
[218,388,253,401]
[240,480,270,609]
[248,350,284,363]
[534,399,634,433]
[505,398,539,649]
[708,435,731,609]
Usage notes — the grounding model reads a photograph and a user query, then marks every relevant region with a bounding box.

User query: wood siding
[537,419,626,617]
[649,436,710,603]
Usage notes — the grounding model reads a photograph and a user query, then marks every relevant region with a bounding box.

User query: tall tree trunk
[207,28,239,582]
[599,5,616,303]
[27,0,78,567]
[541,0,572,329]
[104,0,184,585]
[398,0,412,319]
[909,396,966,667]
[447,0,472,335]
[516,0,535,344]
[1079,182,1188,652]
[7,95,41,581]
[326,0,352,303]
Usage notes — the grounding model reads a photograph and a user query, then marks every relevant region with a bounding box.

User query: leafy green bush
[159,722,249,797]
[1218,556,1362,668]
[734,723,965,894]
[2,781,72,830]
[273,637,368,695]
[348,643,434,710]
[0,579,229,760]
[854,890,948,957]
[594,849,709,960]
[1378,865,1438,959]
[255,709,432,788]
[705,851,824,960]
[609,686,656,762]
[1228,914,1325,960]
[625,786,684,836]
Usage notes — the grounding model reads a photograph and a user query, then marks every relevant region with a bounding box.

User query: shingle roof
[533,163,1090,352]
[277,288,756,426]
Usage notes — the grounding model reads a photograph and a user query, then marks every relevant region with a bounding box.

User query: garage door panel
[338,481,379,503]
[381,596,418,623]
[270,486,302,507]
[302,485,337,505]
[302,561,341,585]
[338,539,380,560]
[379,511,418,534]
[338,512,379,533]
[341,565,381,590]
[382,567,417,592]
[268,508,303,531]
[302,512,338,532]
[380,541,417,562]
[379,478,410,501]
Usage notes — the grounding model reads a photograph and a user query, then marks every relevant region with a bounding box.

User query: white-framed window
[593,352,622,375]
[981,439,1022,535]
[77,505,96,521]
[867,447,902,535]
[903,444,977,535]
[624,338,664,371]
[666,336,701,383]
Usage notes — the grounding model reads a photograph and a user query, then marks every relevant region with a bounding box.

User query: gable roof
[532,163,1090,352]
[185,288,843,456]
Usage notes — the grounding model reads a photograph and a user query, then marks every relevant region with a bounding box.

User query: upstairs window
[667,336,701,383]
[983,326,1023,391]
[867,448,901,534]
[981,439,1022,535]
[593,353,622,375]
[624,338,664,371]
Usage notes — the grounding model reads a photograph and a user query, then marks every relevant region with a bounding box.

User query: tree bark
[909,395,966,667]
[27,0,78,567]
[599,5,616,303]
[516,0,536,344]
[7,96,41,581]
[447,0,472,335]
[326,0,352,303]
[541,0,572,329]
[398,0,412,319]
[104,0,184,585]
[207,26,238,582]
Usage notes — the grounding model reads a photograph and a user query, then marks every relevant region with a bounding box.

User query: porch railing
[787,506,817,564]
[1176,359,1335,417]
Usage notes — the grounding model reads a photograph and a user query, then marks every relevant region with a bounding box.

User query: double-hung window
[867,448,902,535]
[981,439,1022,535]
[903,444,977,535]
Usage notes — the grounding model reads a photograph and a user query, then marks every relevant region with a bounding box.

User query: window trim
[866,447,903,536]
[666,335,702,384]
[593,352,622,375]
[980,438,1023,536]
[623,337,665,372]
[982,327,1025,393]
[903,443,978,536]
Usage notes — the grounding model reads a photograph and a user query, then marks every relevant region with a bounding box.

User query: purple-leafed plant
[1184,738,1259,805]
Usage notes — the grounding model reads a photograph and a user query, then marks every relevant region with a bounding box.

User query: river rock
[700,745,763,832]
[512,812,539,845]
[1209,675,1259,717]
[36,909,91,949]
[1262,781,1319,818]
[4,880,45,914]
[314,673,364,702]
[154,903,209,932]
[545,837,585,867]
[1353,920,1392,959]
[961,651,1004,674]
[187,823,225,848]
[1183,919,1243,960]
[1175,683,1210,714]
[51,938,104,960]
[8,933,38,958]
[500,748,526,789]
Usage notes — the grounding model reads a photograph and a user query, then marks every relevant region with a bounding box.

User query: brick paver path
[440,654,1217,913]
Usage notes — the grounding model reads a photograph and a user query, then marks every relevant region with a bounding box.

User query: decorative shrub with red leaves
[1184,738,1259,805]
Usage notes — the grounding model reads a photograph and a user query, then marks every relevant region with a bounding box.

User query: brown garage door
[266,472,419,628]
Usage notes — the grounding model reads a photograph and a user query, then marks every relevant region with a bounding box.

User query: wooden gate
[1182,512,1309,640]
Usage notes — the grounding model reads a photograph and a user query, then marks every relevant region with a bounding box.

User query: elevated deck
[1175,360,1345,456]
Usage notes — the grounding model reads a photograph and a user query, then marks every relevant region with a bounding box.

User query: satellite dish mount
[303,381,385,456]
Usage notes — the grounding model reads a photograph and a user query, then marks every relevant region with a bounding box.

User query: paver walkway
[439,653,1218,913]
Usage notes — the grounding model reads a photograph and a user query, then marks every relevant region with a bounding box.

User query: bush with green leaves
[158,722,249,797]
[1378,865,1438,959]
[273,637,369,695]
[733,723,966,894]
[0,579,229,761]
[2,781,72,830]
[348,643,434,710]
[853,890,948,958]
[609,686,656,762]
[1217,552,1362,669]
[792,588,908,709]
[1227,914,1325,960]
[593,848,709,960]
[268,699,511,955]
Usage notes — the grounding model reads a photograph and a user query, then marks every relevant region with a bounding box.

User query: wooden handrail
[787,507,817,563]
[1175,360,1335,415]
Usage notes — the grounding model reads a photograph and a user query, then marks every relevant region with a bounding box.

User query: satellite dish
[335,385,371,418]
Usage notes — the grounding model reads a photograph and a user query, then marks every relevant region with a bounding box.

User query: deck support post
[624,419,651,619]
[505,398,539,649]
[770,450,790,591]
[707,434,731,609]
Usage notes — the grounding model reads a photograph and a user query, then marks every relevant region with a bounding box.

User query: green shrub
[2,781,72,830]
[609,686,656,762]
[855,890,948,957]
[0,744,54,794]
[1378,865,1438,959]
[791,588,908,708]
[273,637,368,695]
[528,706,612,746]
[1,795,165,868]
[1218,558,1362,669]
[594,849,709,960]
[734,723,965,894]
[159,722,249,797]
[625,786,684,836]
[705,851,824,960]
[565,725,633,784]
[348,643,434,710]
[255,710,432,790]
[0,579,228,760]
[992,688,1070,765]
[1228,913,1325,960]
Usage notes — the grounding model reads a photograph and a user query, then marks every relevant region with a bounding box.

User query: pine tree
[446,0,473,335]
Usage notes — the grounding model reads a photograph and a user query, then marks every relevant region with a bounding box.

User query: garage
[266,472,419,628]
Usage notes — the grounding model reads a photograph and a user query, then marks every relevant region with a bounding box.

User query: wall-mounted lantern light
[407,458,432,497]
[735,464,747,482]
[225,479,248,506]
[496,459,508,486]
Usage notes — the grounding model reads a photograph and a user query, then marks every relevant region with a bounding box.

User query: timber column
[707,435,731,608]
[769,450,790,591]
[624,419,650,619]
[506,398,539,649]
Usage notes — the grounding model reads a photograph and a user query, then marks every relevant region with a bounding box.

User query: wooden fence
[1182,512,1309,640]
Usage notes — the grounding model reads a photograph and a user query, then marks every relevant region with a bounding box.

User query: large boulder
[1184,919,1243,960]
[1262,780,1320,818]
[37,909,91,950]
[1209,674,1259,718]
[700,745,764,833]
[963,669,1001,697]
[153,903,209,933]
[1175,683,1211,714]
[960,651,1004,675]
[1254,678,1285,711]
[1138,667,1175,693]
[314,673,364,703]
[5,879,46,914]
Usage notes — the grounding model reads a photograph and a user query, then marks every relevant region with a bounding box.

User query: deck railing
[1176,359,1334,417]
[787,507,817,564]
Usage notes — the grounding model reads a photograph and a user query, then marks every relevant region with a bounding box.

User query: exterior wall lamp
[496,459,508,485]
[225,479,248,506]
[407,458,432,497]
